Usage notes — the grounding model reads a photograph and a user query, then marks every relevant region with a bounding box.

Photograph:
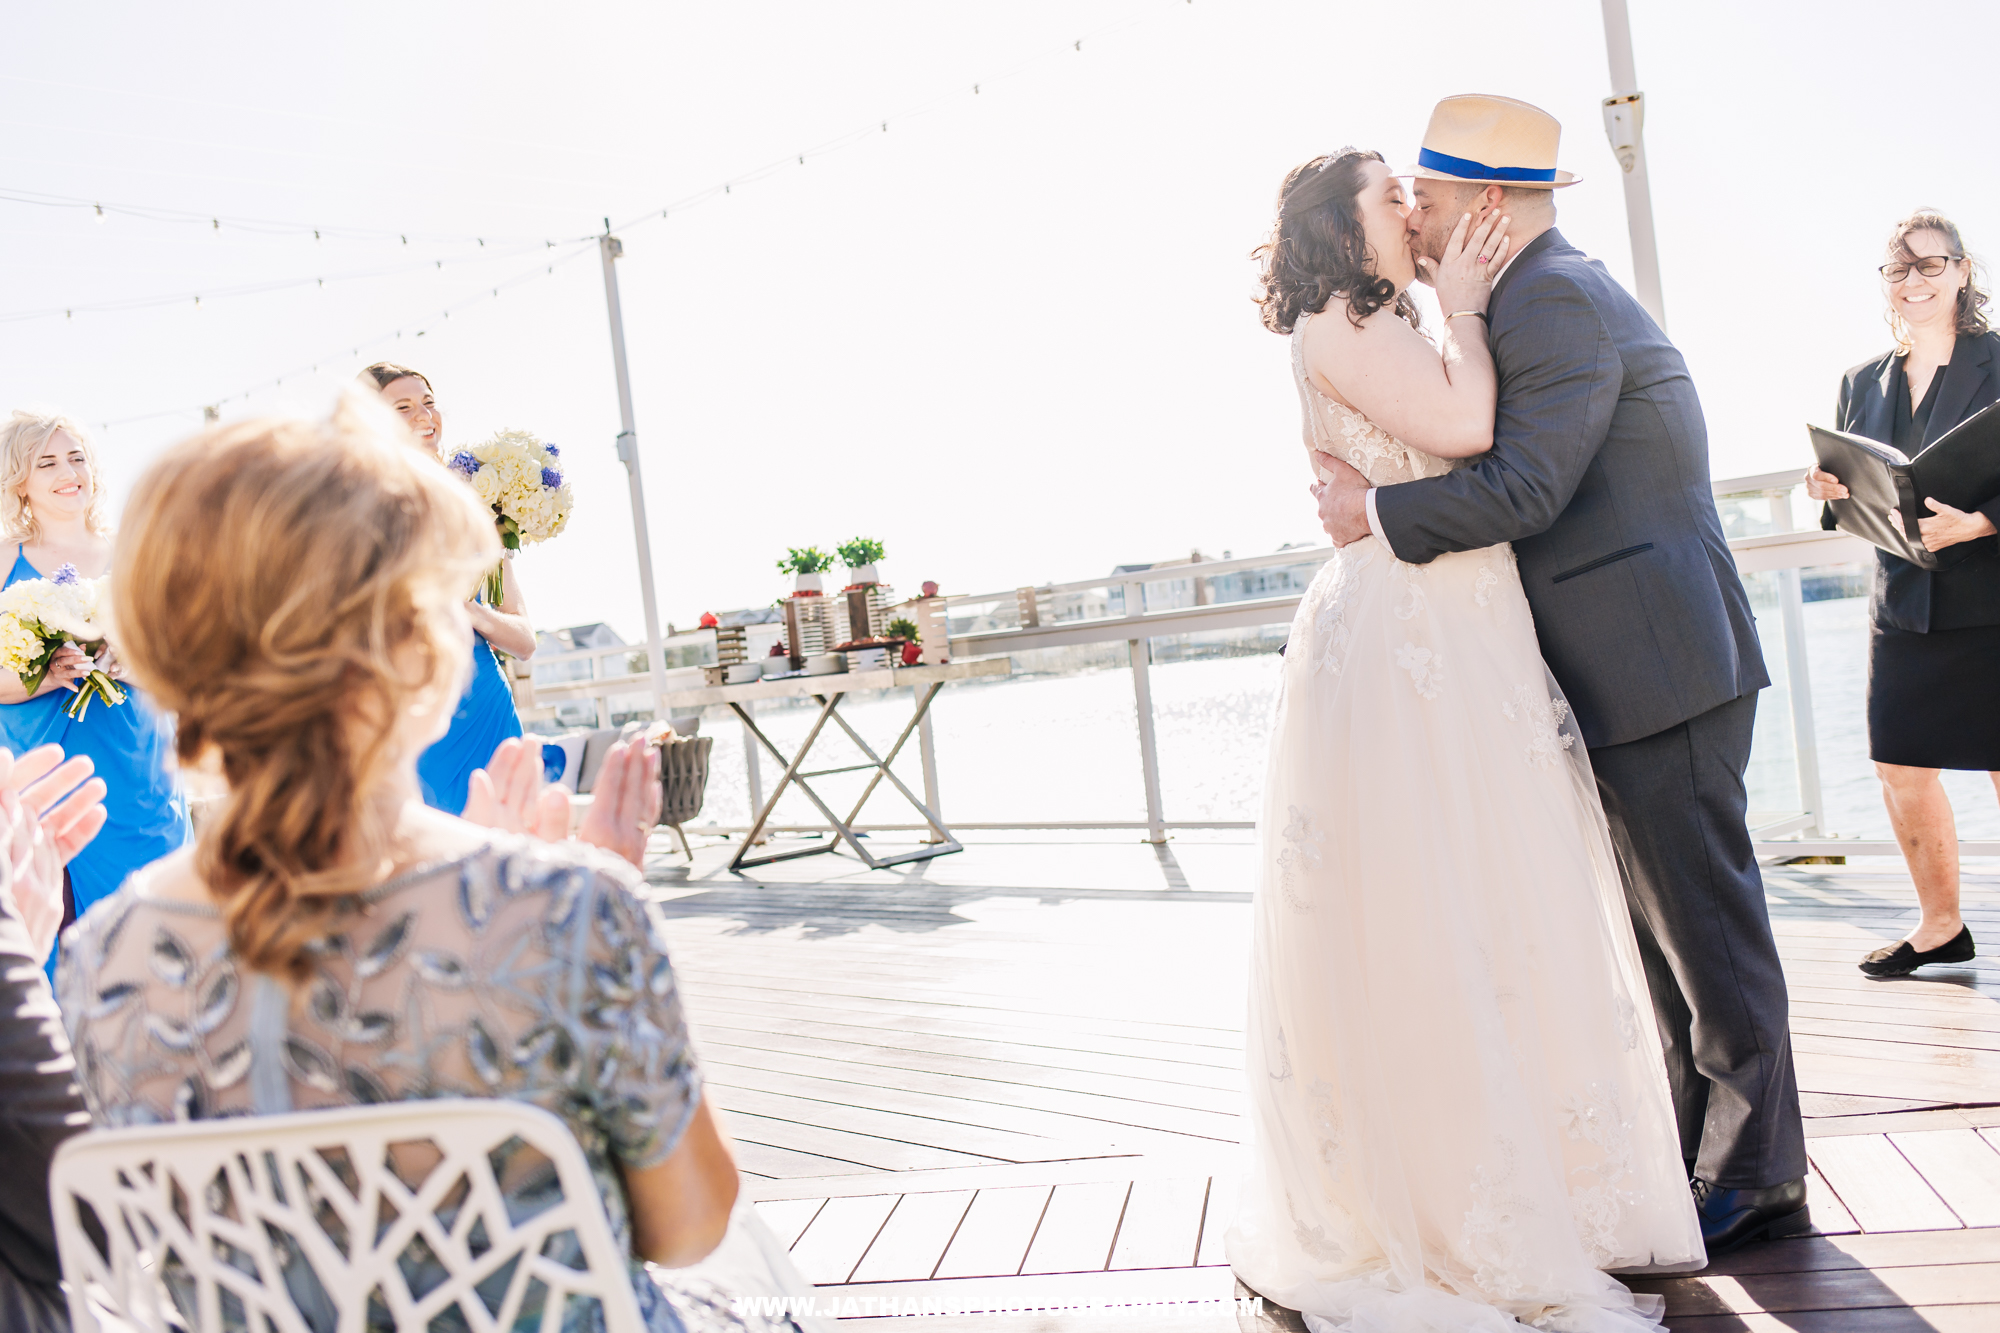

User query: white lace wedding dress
[1225,313,1704,1332]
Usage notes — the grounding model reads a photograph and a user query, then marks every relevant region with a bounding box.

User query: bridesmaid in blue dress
[0,411,188,970]
[362,364,536,813]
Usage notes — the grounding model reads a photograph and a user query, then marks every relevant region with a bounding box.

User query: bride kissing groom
[1227,95,1807,1332]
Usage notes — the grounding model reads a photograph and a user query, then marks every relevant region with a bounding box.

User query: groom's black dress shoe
[1859,926,1976,977]
[1692,1177,1810,1255]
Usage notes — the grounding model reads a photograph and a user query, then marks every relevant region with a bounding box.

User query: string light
[93,241,599,432]
[3,239,555,323]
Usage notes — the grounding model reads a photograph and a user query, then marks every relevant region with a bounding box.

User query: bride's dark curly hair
[1253,148,1419,335]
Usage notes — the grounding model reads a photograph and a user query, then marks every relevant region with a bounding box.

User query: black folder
[1807,399,2000,571]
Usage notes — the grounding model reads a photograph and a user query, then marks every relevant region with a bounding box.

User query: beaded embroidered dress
[57,834,813,1333]
[1224,313,1703,1332]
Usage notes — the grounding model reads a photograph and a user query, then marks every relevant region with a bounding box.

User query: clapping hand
[0,744,110,964]
[1916,497,1998,552]
[464,735,661,871]
[575,739,661,871]
[464,736,571,842]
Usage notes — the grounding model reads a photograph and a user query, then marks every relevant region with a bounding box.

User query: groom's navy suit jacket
[1373,229,1767,748]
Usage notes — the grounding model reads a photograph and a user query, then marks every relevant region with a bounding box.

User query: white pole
[1599,0,1667,330]
[598,222,669,716]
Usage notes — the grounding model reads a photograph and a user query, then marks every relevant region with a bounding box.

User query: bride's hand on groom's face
[1313,453,1373,547]
[1419,210,1511,315]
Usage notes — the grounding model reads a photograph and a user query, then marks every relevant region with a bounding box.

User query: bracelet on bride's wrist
[1445,310,1488,324]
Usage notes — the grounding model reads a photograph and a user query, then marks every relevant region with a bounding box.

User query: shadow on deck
[641,831,2000,1330]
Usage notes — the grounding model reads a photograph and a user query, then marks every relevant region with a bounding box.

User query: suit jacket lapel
[1488,228,1565,312]
[1854,355,1896,444]
[1924,334,1993,447]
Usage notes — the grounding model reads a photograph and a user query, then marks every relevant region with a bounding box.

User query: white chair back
[51,1099,645,1333]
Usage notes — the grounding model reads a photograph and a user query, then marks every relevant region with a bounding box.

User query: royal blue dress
[0,548,190,977]
[416,627,522,815]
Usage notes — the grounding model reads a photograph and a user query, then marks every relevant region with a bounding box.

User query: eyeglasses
[1880,255,1960,281]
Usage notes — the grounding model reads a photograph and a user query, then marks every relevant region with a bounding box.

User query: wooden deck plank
[933,1186,1053,1279]
[1021,1181,1131,1275]
[848,1190,976,1283]
[787,1192,900,1284]
[1197,1175,1236,1267]
[1805,1168,1861,1236]
[1889,1130,2000,1227]
[1807,1136,1963,1232]
[1666,1308,2000,1332]
[1109,1176,1209,1270]
[697,1039,1241,1143]
[701,1058,1142,1153]
[705,1083,1089,1164]
[750,1196,825,1249]
[1688,1226,2000,1276]
[1644,1261,2000,1315]
[720,1108,1003,1172]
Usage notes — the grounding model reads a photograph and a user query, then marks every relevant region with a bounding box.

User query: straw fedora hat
[1404,93,1578,189]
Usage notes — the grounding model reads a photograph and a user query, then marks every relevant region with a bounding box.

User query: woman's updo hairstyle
[1886,209,1992,351]
[111,392,498,980]
[1254,148,1419,335]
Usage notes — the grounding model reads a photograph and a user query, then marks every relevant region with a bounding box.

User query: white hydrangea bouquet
[0,564,126,720]
[447,430,574,605]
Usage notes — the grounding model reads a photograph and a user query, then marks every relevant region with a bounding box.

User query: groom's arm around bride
[1317,94,1808,1252]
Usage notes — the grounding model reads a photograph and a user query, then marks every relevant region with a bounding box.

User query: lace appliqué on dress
[1276,806,1325,912]
[1473,565,1499,607]
[1392,564,1429,621]
[1308,1077,1347,1181]
[1394,643,1444,699]
[1559,1083,1639,1267]
[1462,1137,1537,1299]
[1501,684,1576,769]
[1307,551,1372,679]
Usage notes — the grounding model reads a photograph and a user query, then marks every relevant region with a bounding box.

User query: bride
[1224,149,1703,1331]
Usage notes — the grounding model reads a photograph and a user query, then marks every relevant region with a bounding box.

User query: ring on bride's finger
[1476,254,1491,263]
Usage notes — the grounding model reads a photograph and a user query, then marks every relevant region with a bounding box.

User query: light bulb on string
[93,203,104,224]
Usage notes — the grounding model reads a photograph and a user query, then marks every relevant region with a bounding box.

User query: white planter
[794,572,823,594]
[845,563,879,586]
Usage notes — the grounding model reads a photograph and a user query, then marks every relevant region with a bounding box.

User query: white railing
[526,468,1993,858]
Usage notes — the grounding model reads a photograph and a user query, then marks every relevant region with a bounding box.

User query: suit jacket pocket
[1551,543,1655,584]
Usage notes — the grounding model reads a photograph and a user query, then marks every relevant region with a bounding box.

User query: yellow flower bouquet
[0,564,126,720]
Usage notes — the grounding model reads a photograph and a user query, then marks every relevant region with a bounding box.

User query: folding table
[661,658,1010,871]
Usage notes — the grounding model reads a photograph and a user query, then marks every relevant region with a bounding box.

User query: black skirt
[1868,620,2000,769]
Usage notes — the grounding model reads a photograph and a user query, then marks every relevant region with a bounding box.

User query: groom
[1314,95,1808,1254]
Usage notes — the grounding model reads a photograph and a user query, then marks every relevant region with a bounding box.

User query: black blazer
[1822,331,2000,632]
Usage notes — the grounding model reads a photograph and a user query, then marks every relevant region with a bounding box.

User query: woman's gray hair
[0,410,113,545]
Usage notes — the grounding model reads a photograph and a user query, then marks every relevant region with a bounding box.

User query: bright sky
[6,0,1997,641]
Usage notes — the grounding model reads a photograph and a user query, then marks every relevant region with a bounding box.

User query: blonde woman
[360,362,537,816]
[0,411,188,973]
[55,396,816,1333]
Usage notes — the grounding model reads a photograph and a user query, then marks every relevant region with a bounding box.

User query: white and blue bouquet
[0,564,126,720]
[447,429,575,604]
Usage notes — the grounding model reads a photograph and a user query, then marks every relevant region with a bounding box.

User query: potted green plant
[837,537,886,586]
[886,615,923,666]
[777,546,835,594]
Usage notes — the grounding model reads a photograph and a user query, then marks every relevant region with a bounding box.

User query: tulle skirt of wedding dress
[1226,537,1704,1333]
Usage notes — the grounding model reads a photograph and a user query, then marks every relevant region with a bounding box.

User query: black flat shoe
[1859,926,1976,977]
[1692,1176,1811,1255]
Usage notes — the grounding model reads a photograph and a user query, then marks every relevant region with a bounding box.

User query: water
[682,595,2000,842]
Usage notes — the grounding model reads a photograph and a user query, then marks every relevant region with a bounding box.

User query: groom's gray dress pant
[1587,691,1808,1191]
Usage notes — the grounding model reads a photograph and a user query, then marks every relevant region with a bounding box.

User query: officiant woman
[0,411,188,973]
[360,363,536,815]
[1806,210,2000,977]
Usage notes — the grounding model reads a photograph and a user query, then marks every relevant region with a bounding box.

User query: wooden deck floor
[641,831,2000,1330]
